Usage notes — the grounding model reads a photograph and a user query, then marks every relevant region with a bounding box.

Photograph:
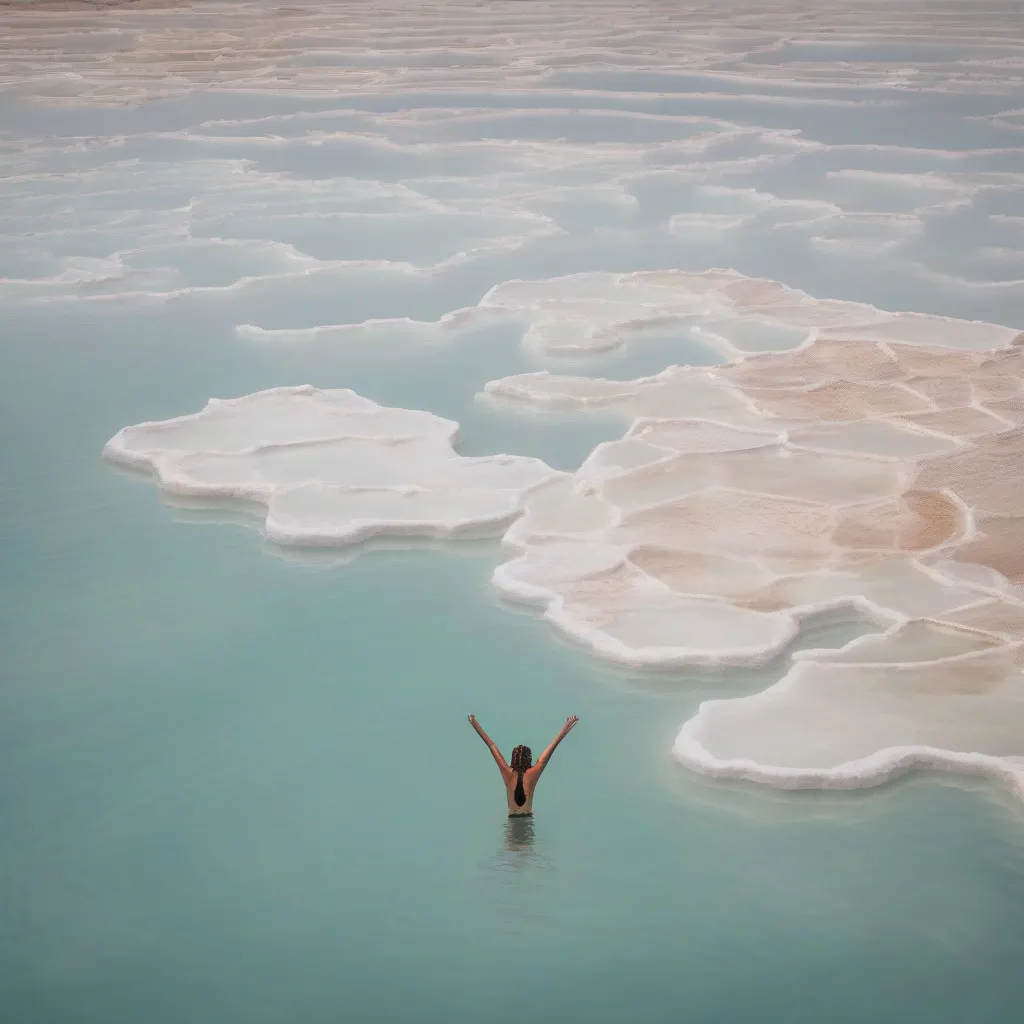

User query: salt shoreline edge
[674,729,1024,801]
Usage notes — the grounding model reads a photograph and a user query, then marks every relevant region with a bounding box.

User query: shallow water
[4,1,1024,1020]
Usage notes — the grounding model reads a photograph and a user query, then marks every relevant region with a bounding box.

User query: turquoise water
[4,305,1024,1024]
[4,6,1024,1020]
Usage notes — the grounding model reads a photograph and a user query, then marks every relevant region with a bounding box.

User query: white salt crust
[673,625,1024,803]
[104,385,561,545]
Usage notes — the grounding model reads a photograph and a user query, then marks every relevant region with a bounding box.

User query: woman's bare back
[504,764,557,815]
[468,715,579,816]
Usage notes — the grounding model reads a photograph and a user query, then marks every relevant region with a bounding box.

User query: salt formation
[105,268,1024,800]
[43,0,1023,803]
[104,386,561,545]
[485,270,1024,798]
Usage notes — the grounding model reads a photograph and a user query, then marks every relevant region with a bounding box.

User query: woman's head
[510,744,533,773]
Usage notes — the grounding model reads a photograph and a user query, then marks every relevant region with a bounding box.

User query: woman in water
[468,714,579,816]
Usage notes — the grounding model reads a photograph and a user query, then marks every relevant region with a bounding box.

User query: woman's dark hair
[510,744,532,807]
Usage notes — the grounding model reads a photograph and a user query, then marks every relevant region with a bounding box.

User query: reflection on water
[502,815,536,864]
[483,815,556,935]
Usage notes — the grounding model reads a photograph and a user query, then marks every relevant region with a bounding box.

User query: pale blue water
[4,5,1024,1021]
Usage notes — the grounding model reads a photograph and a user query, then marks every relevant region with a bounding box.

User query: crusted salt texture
[104,385,561,545]
[486,270,1024,799]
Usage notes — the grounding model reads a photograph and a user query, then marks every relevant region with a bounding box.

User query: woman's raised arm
[468,715,511,776]
[533,715,579,774]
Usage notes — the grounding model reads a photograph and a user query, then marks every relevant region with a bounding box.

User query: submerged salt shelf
[5,0,1022,807]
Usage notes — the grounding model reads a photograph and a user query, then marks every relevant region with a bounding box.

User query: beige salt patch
[562,562,648,629]
[628,371,766,425]
[827,647,1024,698]
[905,490,966,548]
[914,430,1024,516]
[599,455,717,511]
[747,301,883,328]
[750,550,836,579]
[715,448,903,504]
[799,620,1000,664]
[641,270,739,294]
[951,517,1024,585]
[629,419,778,454]
[743,381,930,421]
[510,478,616,540]
[904,376,972,408]
[832,490,963,552]
[499,541,626,591]
[722,339,902,389]
[820,314,1018,350]
[887,343,985,378]
[788,420,957,460]
[724,277,799,307]
[926,558,1024,604]
[613,488,834,558]
[980,347,1024,377]
[972,375,1022,404]
[599,593,793,657]
[895,406,1013,438]
[830,549,891,571]
[628,545,775,597]
[942,600,1024,639]
[577,439,676,484]
[741,558,976,619]
[985,396,1024,425]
